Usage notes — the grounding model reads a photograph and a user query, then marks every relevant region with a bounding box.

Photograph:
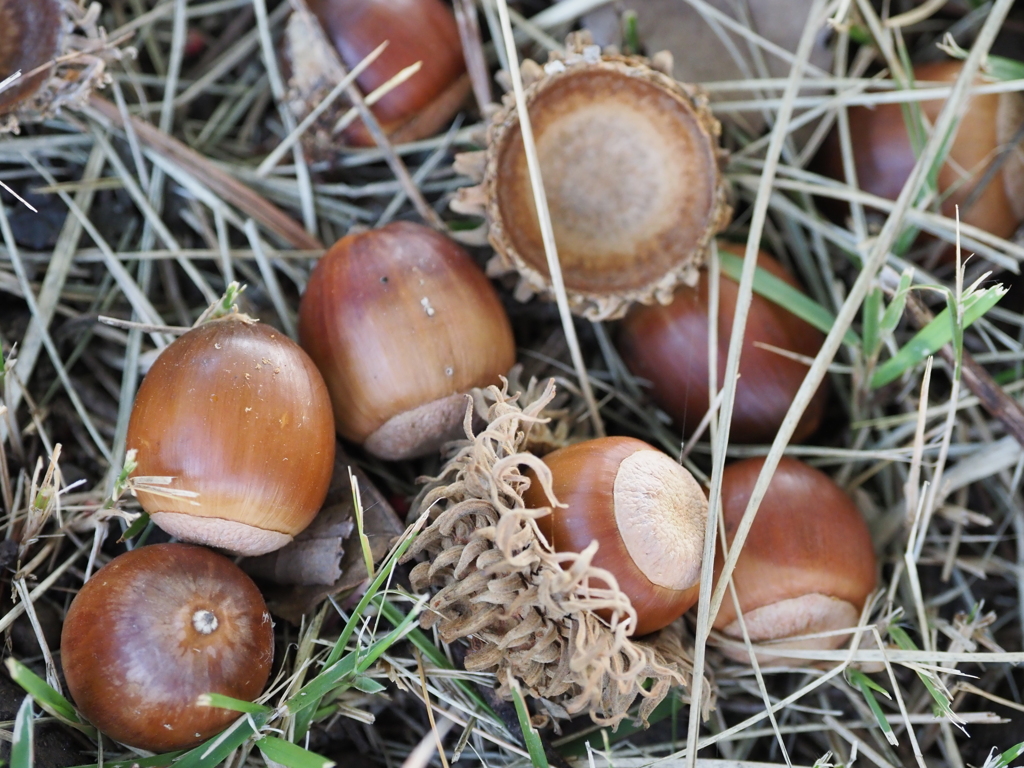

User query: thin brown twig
[903,293,1024,449]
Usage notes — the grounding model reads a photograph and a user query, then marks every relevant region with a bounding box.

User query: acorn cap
[0,0,62,115]
[453,37,731,320]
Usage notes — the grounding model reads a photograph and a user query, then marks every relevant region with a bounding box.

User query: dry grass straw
[2,0,1024,766]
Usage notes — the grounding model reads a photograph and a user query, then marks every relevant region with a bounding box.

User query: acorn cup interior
[0,0,62,113]
[471,47,731,319]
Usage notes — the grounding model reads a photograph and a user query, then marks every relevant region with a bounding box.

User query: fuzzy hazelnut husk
[298,221,516,461]
[617,242,828,444]
[60,544,274,752]
[127,315,336,556]
[452,34,732,320]
[402,381,710,727]
[712,457,877,665]
[816,59,1024,247]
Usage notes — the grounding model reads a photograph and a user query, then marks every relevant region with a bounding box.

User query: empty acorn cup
[453,34,732,320]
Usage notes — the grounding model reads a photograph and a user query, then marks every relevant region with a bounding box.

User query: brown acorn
[294,0,470,147]
[816,59,1024,244]
[126,315,336,556]
[712,457,877,663]
[617,243,827,444]
[523,436,708,637]
[298,221,516,460]
[60,544,274,752]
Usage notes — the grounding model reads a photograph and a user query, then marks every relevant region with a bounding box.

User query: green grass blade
[375,599,496,719]
[986,55,1024,81]
[991,741,1024,768]
[117,511,150,543]
[170,714,263,768]
[863,288,882,358]
[293,697,319,742]
[11,696,34,768]
[880,269,914,336]
[196,693,273,715]
[287,599,420,715]
[257,736,336,768]
[718,252,861,346]
[846,669,897,746]
[510,679,548,768]
[293,524,424,726]
[887,625,962,727]
[351,676,386,694]
[5,658,94,736]
[870,284,1006,388]
[325,526,420,669]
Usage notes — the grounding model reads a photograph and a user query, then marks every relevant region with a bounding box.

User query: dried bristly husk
[1,0,132,134]
[403,379,711,727]
[451,34,732,321]
[468,365,578,456]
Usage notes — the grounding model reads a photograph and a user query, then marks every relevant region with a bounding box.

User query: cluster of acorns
[59,216,877,751]
[50,0,1024,757]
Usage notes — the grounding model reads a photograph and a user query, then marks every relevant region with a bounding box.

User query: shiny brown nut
[126,316,336,556]
[523,436,708,637]
[617,243,827,444]
[61,543,274,752]
[298,221,516,461]
[712,457,877,663]
[307,0,469,146]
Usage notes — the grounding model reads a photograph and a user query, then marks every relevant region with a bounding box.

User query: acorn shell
[60,544,274,752]
[0,0,63,114]
[454,42,731,320]
[126,316,336,556]
[298,221,516,460]
[523,436,708,636]
[617,242,827,444]
[816,60,1024,243]
[712,457,877,661]
[306,0,470,147]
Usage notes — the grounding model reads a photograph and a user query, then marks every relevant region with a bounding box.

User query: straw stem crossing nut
[713,457,877,664]
[126,315,336,556]
[453,35,732,320]
[60,544,274,752]
[283,0,470,149]
[617,242,828,444]
[523,436,709,637]
[816,59,1024,244]
[298,221,516,461]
